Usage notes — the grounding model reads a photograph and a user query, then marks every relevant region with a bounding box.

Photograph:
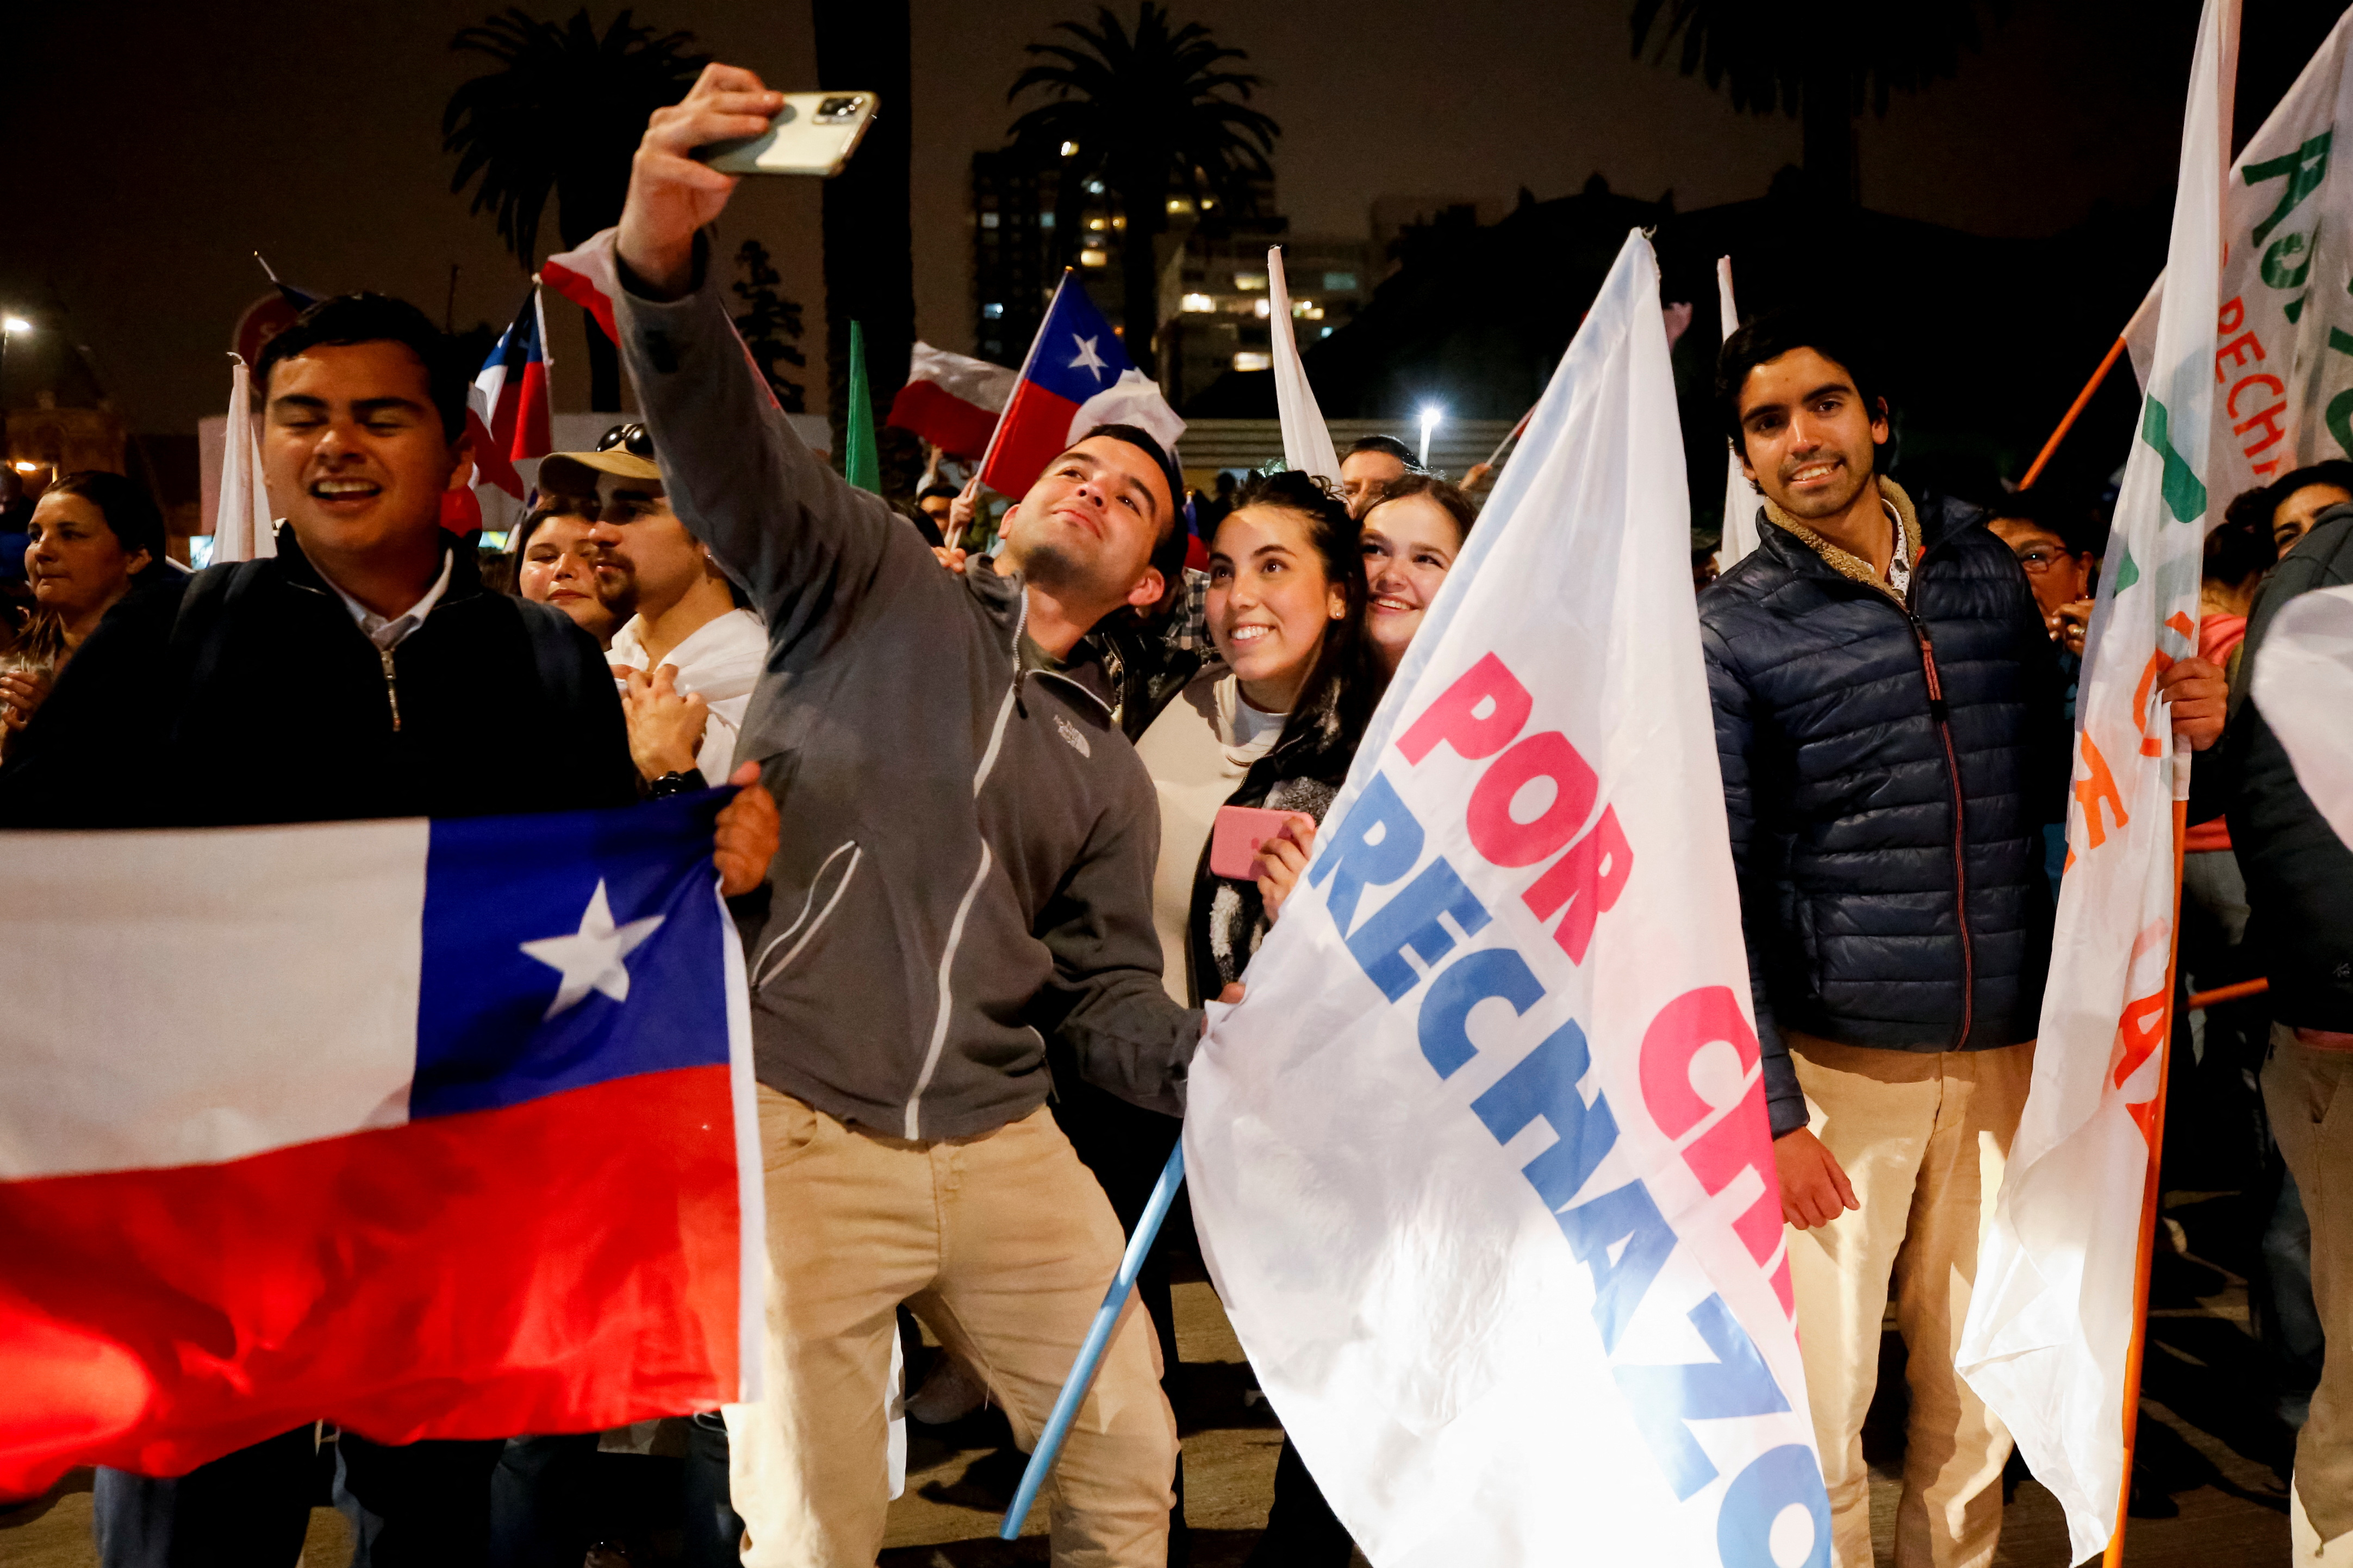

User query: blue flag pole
[998,1141,1187,1540]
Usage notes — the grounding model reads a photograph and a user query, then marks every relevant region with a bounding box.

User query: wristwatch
[648,769,706,799]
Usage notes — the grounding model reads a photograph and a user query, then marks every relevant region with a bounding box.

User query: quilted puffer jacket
[1701,478,2069,1138]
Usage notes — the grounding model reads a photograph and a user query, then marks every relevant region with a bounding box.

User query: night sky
[1,0,2296,442]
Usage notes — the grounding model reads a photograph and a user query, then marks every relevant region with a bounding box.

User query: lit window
[1167,197,1193,214]
[1319,326,1333,338]
[1323,271,1358,291]
[1060,140,1079,158]
[1086,179,1105,195]
[1111,215,1126,230]
[1080,248,1109,267]
[1292,300,1323,320]
[1235,272,1267,291]
[1202,197,1216,210]
[982,303,1005,319]
[1181,293,1216,313]
[1252,298,1271,318]
[1039,212,1057,229]
[980,211,1000,229]
[1232,352,1272,372]
[1088,217,1107,232]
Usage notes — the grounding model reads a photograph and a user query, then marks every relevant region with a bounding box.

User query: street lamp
[1418,404,1442,467]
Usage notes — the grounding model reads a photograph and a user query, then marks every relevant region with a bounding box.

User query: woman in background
[1,471,168,754]
[512,499,630,649]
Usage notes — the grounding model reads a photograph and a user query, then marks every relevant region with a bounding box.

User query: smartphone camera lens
[816,95,863,122]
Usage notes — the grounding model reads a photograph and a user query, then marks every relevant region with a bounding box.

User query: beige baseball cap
[537,422,662,494]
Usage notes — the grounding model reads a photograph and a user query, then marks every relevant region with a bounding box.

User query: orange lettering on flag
[2132,649,2178,757]
[2074,733,2130,849]
[2114,990,2171,1146]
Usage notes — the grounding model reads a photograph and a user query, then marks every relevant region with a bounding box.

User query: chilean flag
[979,272,1185,499]
[545,229,620,348]
[466,285,554,503]
[888,342,1018,460]
[0,794,761,1500]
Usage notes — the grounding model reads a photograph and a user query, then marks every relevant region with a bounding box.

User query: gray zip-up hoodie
[616,245,1200,1140]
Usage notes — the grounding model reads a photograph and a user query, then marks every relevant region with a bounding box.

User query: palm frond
[443,6,708,264]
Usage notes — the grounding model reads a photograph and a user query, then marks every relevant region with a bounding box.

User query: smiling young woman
[1131,467,1387,1566]
[1360,473,1478,678]
[512,502,632,649]
[1132,470,1377,1005]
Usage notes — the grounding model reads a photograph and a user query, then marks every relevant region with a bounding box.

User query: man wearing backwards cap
[612,62,1204,1567]
[541,422,767,789]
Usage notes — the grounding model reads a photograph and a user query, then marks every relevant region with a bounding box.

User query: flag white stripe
[0,821,427,1179]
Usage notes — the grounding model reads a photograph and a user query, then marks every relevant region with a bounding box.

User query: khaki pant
[2264,1026,2353,1553]
[724,1089,1177,1568]
[1785,1037,2035,1568]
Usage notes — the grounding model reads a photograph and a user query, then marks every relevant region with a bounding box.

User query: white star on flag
[519,879,666,1021]
[1069,333,1109,382]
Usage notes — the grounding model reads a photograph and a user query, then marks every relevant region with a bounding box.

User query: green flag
[845,320,880,493]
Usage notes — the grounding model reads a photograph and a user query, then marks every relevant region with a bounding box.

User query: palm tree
[444,8,708,410]
[1009,3,1280,377]
[1628,2,2001,204]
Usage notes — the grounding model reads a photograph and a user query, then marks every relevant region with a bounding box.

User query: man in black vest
[0,292,776,1566]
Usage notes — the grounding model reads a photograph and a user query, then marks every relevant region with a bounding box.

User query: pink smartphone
[1209,805,1311,881]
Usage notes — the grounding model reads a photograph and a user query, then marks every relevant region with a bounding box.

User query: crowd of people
[2,58,2350,1568]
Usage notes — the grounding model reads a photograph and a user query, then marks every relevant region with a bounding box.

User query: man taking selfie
[612,63,1202,1568]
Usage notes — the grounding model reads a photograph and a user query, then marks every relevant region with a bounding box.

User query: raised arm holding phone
[612,61,1203,1567]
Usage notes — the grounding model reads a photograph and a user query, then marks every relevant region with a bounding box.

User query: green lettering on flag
[2327,388,2353,461]
[2115,543,2139,592]
[2287,296,2309,323]
[2139,396,2208,523]
[2263,229,2316,289]
[2248,132,2333,247]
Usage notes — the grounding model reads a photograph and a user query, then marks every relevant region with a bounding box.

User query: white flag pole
[1715,258,1758,571]
[213,354,275,564]
[1266,247,1341,483]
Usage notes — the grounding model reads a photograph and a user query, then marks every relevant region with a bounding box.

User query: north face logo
[1055,714,1092,758]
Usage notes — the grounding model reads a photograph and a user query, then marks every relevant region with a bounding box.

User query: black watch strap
[648,768,706,799]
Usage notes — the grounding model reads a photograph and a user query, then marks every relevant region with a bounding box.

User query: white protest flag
[1715,258,1759,570]
[2254,583,2353,853]
[1956,2,2233,1560]
[2124,3,2353,503]
[1186,230,1826,1567]
[1266,246,1342,482]
[213,355,275,564]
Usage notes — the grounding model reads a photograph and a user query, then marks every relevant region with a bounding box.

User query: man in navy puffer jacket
[1701,310,2227,1568]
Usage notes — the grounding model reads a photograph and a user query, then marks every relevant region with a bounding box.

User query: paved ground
[0,1189,2299,1567]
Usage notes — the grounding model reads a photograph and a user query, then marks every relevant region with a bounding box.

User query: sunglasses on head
[598,422,654,459]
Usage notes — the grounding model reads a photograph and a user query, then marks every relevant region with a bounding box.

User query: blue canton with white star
[412,792,731,1119]
[1024,279,1133,406]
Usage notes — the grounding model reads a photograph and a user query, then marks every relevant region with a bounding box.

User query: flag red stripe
[544,259,618,347]
[0,1066,738,1498]
[467,407,524,499]
[888,379,1005,461]
[980,382,1083,499]
[510,360,551,465]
